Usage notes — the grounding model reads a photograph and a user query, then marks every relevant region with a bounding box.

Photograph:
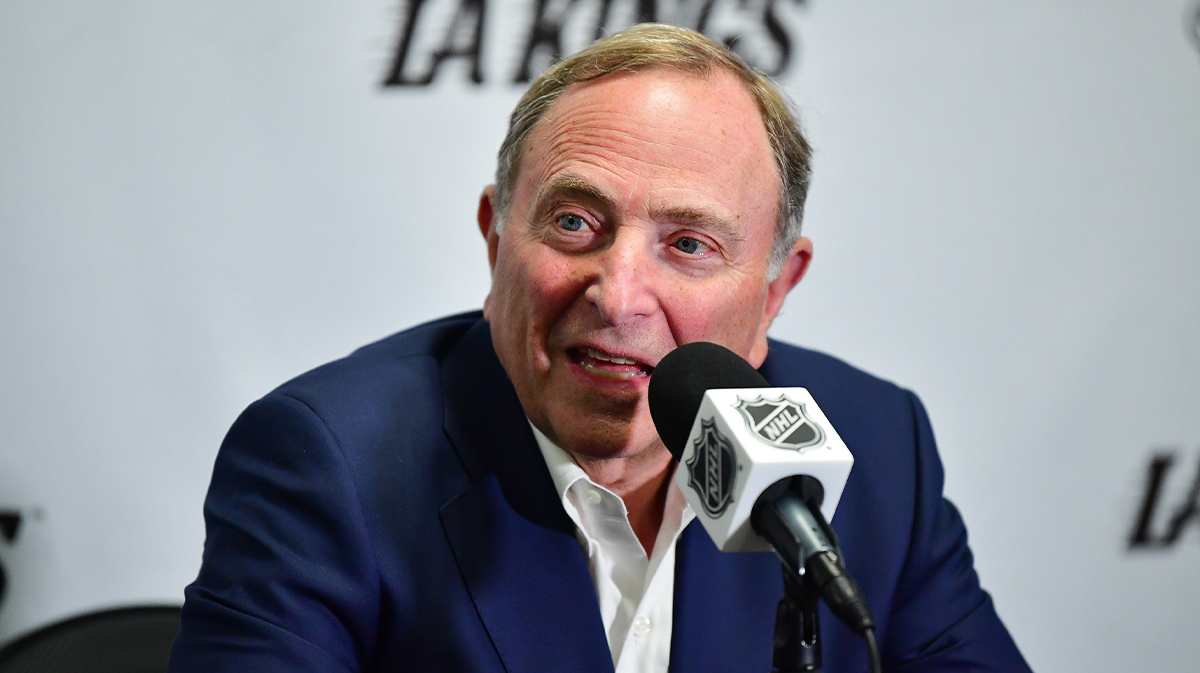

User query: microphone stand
[772,566,822,673]
[755,476,879,673]
[753,476,835,673]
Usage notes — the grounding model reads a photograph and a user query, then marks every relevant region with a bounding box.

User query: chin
[550,413,634,457]
[532,367,656,455]
[551,408,664,461]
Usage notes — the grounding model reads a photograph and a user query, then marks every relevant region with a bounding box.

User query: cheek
[493,242,584,334]
[667,279,768,354]
[527,256,580,319]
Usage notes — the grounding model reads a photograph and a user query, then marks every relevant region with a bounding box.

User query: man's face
[479,67,811,460]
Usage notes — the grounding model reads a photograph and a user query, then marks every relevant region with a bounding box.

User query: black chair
[0,606,180,673]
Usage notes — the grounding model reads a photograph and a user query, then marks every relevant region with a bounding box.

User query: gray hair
[492,23,813,275]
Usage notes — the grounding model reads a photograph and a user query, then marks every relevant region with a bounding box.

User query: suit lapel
[669,520,781,673]
[439,320,613,673]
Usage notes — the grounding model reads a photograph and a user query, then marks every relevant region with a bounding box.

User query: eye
[672,236,708,255]
[558,213,586,232]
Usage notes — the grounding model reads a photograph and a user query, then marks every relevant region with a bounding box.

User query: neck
[572,444,674,556]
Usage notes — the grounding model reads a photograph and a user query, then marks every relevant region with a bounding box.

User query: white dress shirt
[530,423,696,673]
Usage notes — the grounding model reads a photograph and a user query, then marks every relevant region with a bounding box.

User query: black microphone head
[648,341,769,461]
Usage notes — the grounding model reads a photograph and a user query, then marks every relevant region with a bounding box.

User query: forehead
[514,67,779,228]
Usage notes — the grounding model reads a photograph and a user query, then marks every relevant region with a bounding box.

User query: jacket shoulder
[253,311,483,479]
[271,311,482,401]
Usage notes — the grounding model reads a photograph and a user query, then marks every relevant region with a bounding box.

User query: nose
[585,229,659,326]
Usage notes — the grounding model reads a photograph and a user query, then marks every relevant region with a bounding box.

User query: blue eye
[674,237,703,254]
[558,214,586,232]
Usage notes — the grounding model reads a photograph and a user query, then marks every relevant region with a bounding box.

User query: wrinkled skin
[477,68,812,546]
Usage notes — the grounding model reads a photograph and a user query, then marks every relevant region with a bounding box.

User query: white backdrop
[2,1,1198,671]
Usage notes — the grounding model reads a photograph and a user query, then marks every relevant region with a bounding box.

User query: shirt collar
[529,421,594,500]
[528,420,694,525]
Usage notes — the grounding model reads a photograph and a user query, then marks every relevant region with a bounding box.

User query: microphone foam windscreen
[648,342,768,461]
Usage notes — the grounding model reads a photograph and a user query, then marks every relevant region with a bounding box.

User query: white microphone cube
[673,387,854,553]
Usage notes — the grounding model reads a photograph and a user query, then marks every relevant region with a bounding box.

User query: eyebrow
[531,173,617,218]
[653,205,746,245]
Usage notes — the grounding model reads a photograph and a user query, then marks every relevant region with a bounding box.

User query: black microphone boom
[751,478,875,635]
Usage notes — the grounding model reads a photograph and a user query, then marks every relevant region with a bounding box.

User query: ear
[477,185,501,273]
[478,186,502,321]
[747,236,813,367]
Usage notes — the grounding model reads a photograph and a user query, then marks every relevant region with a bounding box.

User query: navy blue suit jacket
[169,312,1030,672]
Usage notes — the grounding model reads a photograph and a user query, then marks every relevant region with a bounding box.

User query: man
[169,24,1030,673]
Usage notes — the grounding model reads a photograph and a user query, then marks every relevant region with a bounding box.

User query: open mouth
[568,346,654,381]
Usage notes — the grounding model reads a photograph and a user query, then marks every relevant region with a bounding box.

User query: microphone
[647,342,875,639]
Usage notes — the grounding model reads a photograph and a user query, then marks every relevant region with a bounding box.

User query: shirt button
[632,615,652,637]
[582,488,602,506]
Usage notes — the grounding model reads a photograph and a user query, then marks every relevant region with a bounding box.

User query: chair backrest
[0,606,181,673]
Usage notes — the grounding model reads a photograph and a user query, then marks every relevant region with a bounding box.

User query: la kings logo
[736,394,823,451]
[1129,450,1200,550]
[383,0,808,86]
[686,418,739,517]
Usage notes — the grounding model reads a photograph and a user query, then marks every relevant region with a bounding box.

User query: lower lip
[567,350,652,386]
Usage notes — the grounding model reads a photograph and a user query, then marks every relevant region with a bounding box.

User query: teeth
[578,347,648,380]
[585,347,639,365]
[579,360,639,380]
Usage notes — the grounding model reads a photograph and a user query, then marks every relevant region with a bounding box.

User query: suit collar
[669,521,781,673]
[439,317,612,673]
[440,318,576,535]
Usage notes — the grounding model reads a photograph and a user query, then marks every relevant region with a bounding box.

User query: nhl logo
[685,418,739,518]
[735,395,825,451]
